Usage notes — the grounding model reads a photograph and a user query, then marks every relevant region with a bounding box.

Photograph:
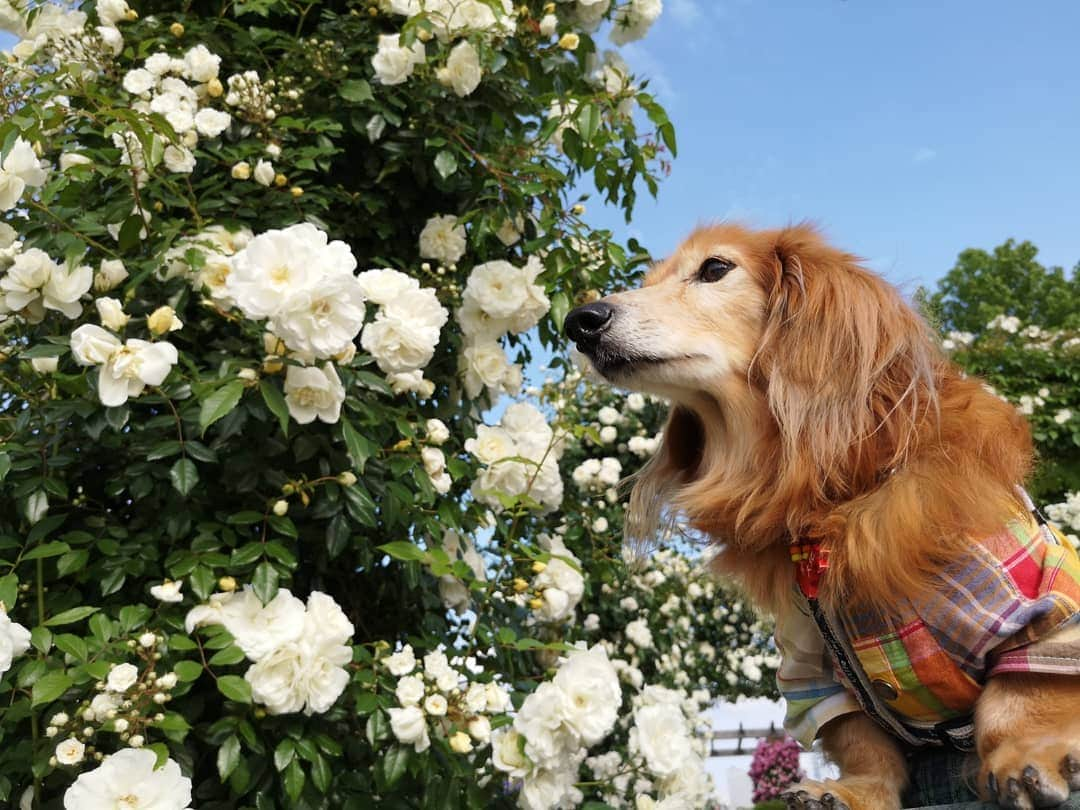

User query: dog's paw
[779,777,900,810]
[982,738,1080,809]
[780,781,850,810]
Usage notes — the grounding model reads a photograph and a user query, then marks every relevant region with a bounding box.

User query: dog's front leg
[781,712,907,810]
[977,672,1080,809]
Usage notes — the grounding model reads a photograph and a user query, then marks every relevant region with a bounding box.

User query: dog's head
[565,223,943,548]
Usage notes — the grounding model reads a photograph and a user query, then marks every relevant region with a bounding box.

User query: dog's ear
[757,226,939,501]
[625,405,703,551]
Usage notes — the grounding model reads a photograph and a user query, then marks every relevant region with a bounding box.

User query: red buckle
[790,541,830,599]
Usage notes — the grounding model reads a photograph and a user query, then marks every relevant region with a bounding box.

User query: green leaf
[377,541,427,563]
[366,709,390,747]
[170,458,198,496]
[339,79,373,102]
[0,574,17,609]
[199,380,245,435]
[0,453,10,483]
[284,759,305,802]
[434,149,458,180]
[44,606,99,627]
[217,675,252,703]
[54,634,89,662]
[325,514,349,559]
[30,626,51,653]
[23,540,70,561]
[209,645,246,666]
[31,670,72,706]
[341,418,371,472]
[259,380,289,436]
[57,549,90,577]
[274,739,295,772]
[218,735,242,781]
[251,561,278,604]
[310,753,332,793]
[380,745,410,789]
[173,660,203,682]
[549,291,570,331]
[576,103,601,144]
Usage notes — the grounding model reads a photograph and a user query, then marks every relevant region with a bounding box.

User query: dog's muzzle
[563,301,613,350]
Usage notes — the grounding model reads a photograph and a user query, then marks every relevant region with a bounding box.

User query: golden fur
[619,223,1032,612]
[569,224,1079,809]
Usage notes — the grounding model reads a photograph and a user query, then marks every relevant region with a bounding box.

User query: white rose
[0,606,32,676]
[418,214,467,265]
[633,703,694,777]
[163,144,196,174]
[436,40,482,97]
[464,425,516,465]
[63,749,192,810]
[182,44,221,83]
[245,636,351,715]
[519,766,582,810]
[284,363,346,425]
[42,263,92,319]
[95,259,128,292]
[27,354,57,375]
[461,339,510,398]
[539,13,558,36]
[395,674,425,706]
[421,446,446,477]
[355,268,419,305]
[424,693,448,716]
[491,728,529,778]
[93,338,179,407]
[0,137,48,212]
[387,370,435,398]
[384,645,416,676]
[194,108,231,138]
[55,738,85,765]
[425,418,450,445]
[627,392,646,411]
[149,579,183,603]
[95,297,129,330]
[467,715,491,743]
[372,34,425,86]
[388,705,430,752]
[253,159,275,186]
[122,68,156,96]
[106,662,139,692]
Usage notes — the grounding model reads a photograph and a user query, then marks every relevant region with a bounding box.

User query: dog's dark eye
[697,257,734,283]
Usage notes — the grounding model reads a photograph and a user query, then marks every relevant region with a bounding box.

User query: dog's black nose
[564,302,613,343]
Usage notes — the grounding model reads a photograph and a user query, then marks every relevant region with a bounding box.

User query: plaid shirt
[776,503,1080,749]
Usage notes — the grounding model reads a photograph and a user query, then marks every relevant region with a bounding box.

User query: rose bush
[0,0,778,807]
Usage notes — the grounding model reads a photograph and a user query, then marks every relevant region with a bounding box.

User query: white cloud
[912,147,937,164]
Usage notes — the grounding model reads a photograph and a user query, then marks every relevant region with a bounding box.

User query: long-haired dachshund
[565,224,1080,810]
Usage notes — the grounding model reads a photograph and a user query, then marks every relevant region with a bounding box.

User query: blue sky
[590,0,1080,292]
[5,1,1078,292]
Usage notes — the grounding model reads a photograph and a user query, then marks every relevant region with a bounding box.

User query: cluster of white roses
[373,0,518,95]
[465,402,564,512]
[609,0,663,45]
[70,321,179,407]
[0,225,92,324]
[1047,492,1080,547]
[621,685,714,808]
[357,267,450,394]
[421,418,454,495]
[186,587,354,715]
[457,257,550,399]
[383,643,511,756]
[119,44,232,177]
[4,0,131,65]
[161,224,254,305]
[571,455,622,491]
[525,533,586,624]
[597,549,779,693]
[48,637,180,770]
[492,644,621,810]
